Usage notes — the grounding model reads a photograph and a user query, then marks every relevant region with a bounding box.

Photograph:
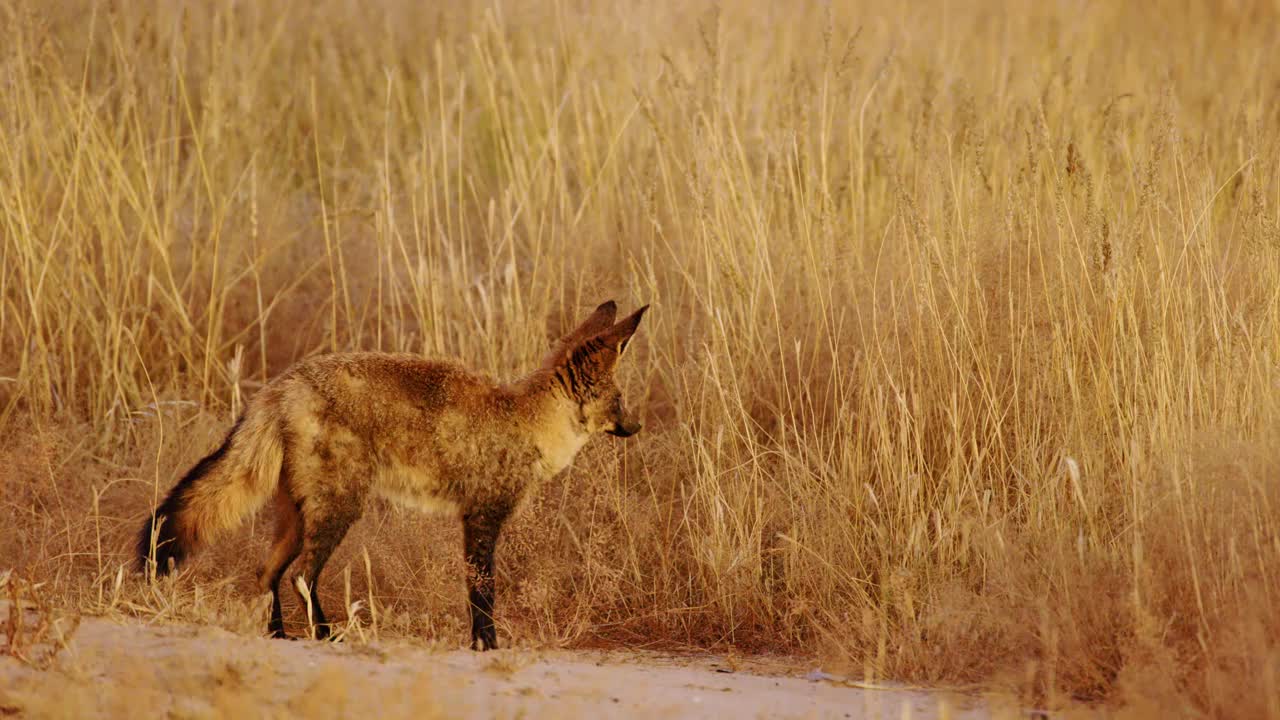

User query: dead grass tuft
[1,571,80,670]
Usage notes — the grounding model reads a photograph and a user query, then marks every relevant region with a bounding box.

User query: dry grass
[2,0,1279,715]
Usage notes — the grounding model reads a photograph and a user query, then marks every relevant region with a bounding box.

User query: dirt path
[1,615,1003,719]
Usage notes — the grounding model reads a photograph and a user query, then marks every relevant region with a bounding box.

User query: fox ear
[594,304,649,356]
[570,300,619,340]
[542,300,618,367]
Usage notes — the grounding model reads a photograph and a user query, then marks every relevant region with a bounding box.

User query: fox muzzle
[608,419,642,438]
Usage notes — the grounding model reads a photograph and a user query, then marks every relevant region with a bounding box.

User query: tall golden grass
[3,0,1279,714]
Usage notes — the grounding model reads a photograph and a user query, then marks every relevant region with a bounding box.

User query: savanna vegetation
[3,1,1279,715]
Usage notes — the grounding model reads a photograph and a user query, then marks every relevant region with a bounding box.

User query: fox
[138,300,648,650]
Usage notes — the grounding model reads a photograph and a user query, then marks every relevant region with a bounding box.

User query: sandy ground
[0,612,1010,719]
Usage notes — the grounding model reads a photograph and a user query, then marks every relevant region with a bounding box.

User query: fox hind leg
[292,499,363,641]
[259,489,303,639]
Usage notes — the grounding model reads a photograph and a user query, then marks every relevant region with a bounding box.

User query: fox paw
[471,629,497,651]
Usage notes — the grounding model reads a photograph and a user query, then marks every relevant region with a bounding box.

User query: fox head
[543,301,649,438]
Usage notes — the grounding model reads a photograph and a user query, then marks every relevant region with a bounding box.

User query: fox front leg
[462,506,510,651]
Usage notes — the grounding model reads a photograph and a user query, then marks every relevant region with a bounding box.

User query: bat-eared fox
[139,301,647,650]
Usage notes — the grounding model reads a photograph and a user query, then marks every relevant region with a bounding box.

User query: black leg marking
[260,488,304,639]
[463,505,510,651]
[292,506,359,641]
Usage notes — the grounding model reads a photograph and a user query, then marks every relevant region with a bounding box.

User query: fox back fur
[138,301,648,649]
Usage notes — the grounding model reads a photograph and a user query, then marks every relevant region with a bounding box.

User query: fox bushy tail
[138,410,284,576]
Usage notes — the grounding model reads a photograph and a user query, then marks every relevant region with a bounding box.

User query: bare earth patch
[0,614,1008,719]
